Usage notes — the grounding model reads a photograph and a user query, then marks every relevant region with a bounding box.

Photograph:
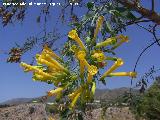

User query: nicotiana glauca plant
[20,16,137,114]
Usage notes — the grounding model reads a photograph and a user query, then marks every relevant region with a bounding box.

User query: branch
[114,19,151,33]
[117,0,160,24]
[136,24,160,46]
[130,38,160,86]
[152,24,160,46]
[151,0,155,11]
[133,39,160,73]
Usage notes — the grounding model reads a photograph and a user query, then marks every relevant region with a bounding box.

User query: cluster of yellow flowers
[20,45,72,98]
[20,15,137,109]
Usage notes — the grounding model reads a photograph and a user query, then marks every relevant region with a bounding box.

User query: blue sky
[0,1,160,103]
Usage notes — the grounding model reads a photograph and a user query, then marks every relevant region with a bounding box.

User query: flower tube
[93,16,104,41]
[105,56,118,61]
[33,73,50,81]
[117,34,129,42]
[37,58,62,71]
[70,45,79,53]
[70,92,81,108]
[100,58,124,80]
[108,72,137,78]
[82,59,90,68]
[87,74,93,84]
[36,54,60,72]
[91,51,105,62]
[68,86,83,100]
[111,35,129,50]
[47,87,64,96]
[42,45,62,61]
[87,65,98,83]
[80,61,85,76]
[88,65,98,75]
[76,50,86,77]
[38,54,69,73]
[20,62,53,78]
[76,51,98,83]
[44,54,67,71]
[95,37,117,48]
[91,82,96,95]
[68,30,86,51]
[76,50,90,69]
[77,50,86,60]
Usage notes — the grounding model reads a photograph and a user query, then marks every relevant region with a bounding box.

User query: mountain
[0,87,138,105]
[94,87,137,101]
[0,98,33,105]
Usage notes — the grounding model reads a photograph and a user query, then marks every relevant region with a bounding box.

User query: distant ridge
[94,87,137,101]
[0,87,138,105]
[0,98,33,105]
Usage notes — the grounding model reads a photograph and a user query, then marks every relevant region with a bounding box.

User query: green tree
[132,77,160,119]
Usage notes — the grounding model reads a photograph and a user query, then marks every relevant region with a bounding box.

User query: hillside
[0,98,33,106]
[94,87,136,101]
[0,87,137,106]
[0,103,48,120]
[0,87,142,120]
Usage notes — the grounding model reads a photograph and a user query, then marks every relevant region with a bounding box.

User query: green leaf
[78,113,83,120]
[116,7,128,13]
[87,2,94,9]
[81,13,94,22]
[126,11,137,20]
[60,108,71,119]
[101,79,106,85]
[106,21,112,32]
[109,10,122,17]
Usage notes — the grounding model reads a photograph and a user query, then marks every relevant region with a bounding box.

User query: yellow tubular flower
[36,54,62,73]
[80,61,85,76]
[87,74,93,83]
[70,45,79,53]
[68,86,83,100]
[77,50,86,60]
[76,50,91,70]
[43,45,62,61]
[38,55,69,73]
[83,59,90,68]
[47,67,58,73]
[33,73,50,81]
[100,58,124,80]
[23,67,33,72]
[105,56,118,61]
[87,65,98,83]
[47,87,64,96]
[88,65,98,75]
[108,72,137,78]
[95,37,117,48]
[20,62,34,71]
[45,54,67,71]
[20,62,53,78]
[117,35,129,42]
[111,35,129,50]
[53,79,62,87]
[37,58,62,71]
[56,91,62,100]
[91,51,105,62]
[84,88,90,100]
[70,92,81,108]
[93,16,104,41]
[91,82,96,95]
[68,30,86,51]
[33,67,53,78]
